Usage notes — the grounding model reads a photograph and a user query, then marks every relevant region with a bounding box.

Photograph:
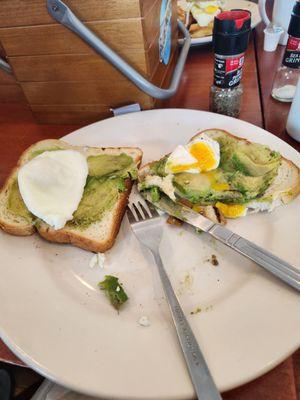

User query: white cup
[263,25,284,52]
[259,0,295,45]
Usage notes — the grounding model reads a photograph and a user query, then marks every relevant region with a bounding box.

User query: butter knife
[147,196,300,292]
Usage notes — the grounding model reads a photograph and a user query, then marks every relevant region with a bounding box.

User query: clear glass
[209,84,243,118]
[271,66,300,102]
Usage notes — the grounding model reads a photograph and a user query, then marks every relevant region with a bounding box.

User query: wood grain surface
[0,44,25,102]
[0,0,142,27]
[9,53,149,82]
[0,0,178,124]
[0,20,146,56]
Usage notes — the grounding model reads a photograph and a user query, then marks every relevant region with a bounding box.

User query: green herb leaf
[98,275,128,310]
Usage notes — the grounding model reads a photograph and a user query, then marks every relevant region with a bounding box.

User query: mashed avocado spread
[140,133,281,205]
[8,180,33,221]
[7,149,136,228]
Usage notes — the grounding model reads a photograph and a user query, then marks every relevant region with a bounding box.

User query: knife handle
[208,225,300,292]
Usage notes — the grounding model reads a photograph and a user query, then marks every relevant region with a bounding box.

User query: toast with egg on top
[178,0,224,38]
[138,129,300,222]
[0,139,142,252]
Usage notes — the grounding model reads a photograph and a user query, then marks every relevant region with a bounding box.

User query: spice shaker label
[283,36,300,69]
[214,53,245,88]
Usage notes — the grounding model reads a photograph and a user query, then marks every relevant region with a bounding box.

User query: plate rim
[0,108,299,399]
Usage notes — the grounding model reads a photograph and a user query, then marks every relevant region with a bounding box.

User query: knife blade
[146,195,300,292]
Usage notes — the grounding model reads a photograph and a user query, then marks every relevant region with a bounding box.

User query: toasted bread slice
[189,22,213,38]
[196,129,300,206]
[0,140,142,252]
[0,168,35,236]
[138,129,300,223]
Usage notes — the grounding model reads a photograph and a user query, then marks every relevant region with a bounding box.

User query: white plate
[0,109,299,400]
[178,0,261,46]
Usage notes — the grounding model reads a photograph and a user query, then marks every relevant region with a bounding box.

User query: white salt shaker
[286,77,300,142]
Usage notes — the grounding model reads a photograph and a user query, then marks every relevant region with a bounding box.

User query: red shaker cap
[216,10,251,30]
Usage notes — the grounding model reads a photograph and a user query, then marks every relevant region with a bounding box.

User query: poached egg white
[18,150,88,230]
[165,134,220,174]
[191,0,223,27]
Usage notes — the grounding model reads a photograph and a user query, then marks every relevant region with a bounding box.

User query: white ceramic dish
[178,0,261,46]
[0,109,299,400]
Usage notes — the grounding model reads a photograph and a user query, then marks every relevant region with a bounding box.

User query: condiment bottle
[286,77,300,141]
[209,10,251,118]
[271,1,300,102]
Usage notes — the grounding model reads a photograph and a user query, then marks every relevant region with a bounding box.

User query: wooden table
[0,21,299,400]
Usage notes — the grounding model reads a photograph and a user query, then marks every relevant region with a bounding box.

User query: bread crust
[0,167,35,236]
[37,179,134,253]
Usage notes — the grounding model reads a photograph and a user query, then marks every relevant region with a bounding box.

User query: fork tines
[127,198,159,223]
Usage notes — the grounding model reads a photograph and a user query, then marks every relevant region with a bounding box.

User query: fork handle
[152,251,222,400]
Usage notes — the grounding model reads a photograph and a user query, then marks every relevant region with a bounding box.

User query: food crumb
[89,252,106,269]
[167,215,183,226]
[138,316,150,327]
[190,307,202,315]
[211,254,219,266]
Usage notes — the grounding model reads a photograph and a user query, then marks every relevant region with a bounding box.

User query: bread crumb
[190,307,202,315]
[89,252,106,269]
[138,316,150,327]
[211,254,219,266]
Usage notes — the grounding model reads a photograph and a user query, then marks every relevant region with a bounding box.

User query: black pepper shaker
[209,10,251,118]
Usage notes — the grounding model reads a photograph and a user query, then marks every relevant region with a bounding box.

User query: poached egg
[215,198,282,219]
[165,134,220,174]
[191,0,223,27]
[18,150,88,230]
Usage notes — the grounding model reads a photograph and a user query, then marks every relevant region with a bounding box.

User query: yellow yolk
[211,182,230,191]
[192,205,203,213]
[204,5,219,14]
[189,142,217,172]
[202,171,230,191]
[169,162,198,174]
[215,202,247,218]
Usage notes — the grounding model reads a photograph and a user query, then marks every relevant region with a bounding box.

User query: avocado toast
[0,139,142,252]
[138,129,300,221]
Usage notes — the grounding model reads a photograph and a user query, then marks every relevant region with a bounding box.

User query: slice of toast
[197,129,300,205]
[189,22,213,38]
[138,129,300,222]
[0,139,142,252]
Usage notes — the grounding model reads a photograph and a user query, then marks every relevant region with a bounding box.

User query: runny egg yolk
[202,171,230,191]
[211,182,230,191]
[215,202,247,218]
[189,142,218,172]
[169,162,198,174]
[204,5,219,14]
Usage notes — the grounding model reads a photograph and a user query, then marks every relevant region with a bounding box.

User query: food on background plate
[138,129,300,222]
[0,139,142,252]
[178,0,225,38]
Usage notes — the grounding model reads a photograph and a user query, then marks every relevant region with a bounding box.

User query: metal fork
[127,187,222,400]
